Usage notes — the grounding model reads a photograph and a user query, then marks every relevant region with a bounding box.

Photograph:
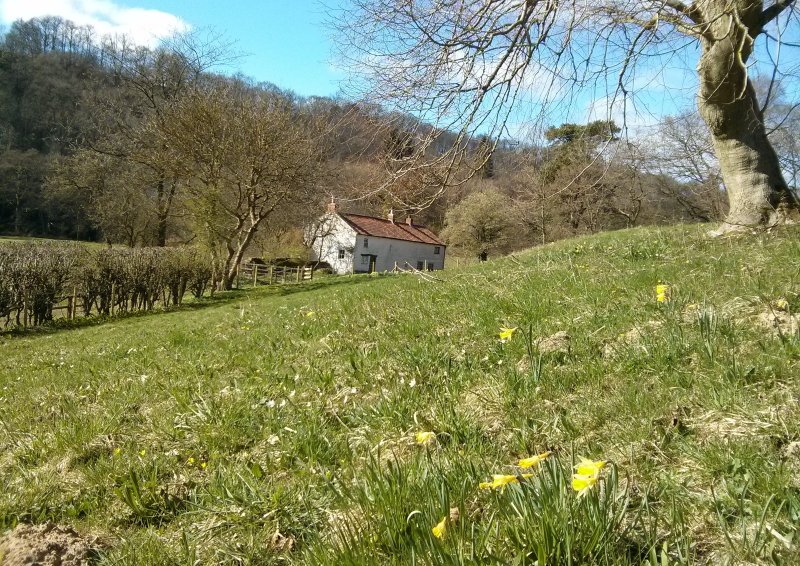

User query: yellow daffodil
[656,284,670,303]
[571,457,606,496]
[773,298,789,311]
[479,473,532,490]
[113,447,121,456]
[572,473,598,495]
[305,311,316,318]
[200,462,207,470]
[518,451,552,469]
[499,326,517,342]
[432,516,447,539]
[574,457,606,477]
[416,431,436,445]
[187,456,195,466]
[139,449,146,457]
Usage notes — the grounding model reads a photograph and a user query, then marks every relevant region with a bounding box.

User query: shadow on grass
[269,273,391,297]
[0,274,381,339]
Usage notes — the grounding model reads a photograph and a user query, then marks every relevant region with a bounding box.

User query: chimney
[387,209,394,223]
[405,215,413,226]
[326,197,337,214]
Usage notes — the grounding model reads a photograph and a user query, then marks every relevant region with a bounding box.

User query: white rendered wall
[351,234,445,272]
[310,214,357,274]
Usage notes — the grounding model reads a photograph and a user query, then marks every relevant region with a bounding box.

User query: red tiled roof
[339,213,445,246]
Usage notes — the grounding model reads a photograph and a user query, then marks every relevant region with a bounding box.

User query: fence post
[111,282,116,316]
[296,267,301,283]
[282,268,287,284]
[71,287,77,320]
[269,265,274,285]
[236,264,241,289]
[253,265,258,288]
[22,295,28,329]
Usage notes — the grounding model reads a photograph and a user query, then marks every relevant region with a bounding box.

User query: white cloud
[0,0,189,48]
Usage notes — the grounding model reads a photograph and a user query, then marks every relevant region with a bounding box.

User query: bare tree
[336,0,799,233]
[647,111,729,221]
[83,30,237,246]
[154,82,322,290]
[762,83,800,192]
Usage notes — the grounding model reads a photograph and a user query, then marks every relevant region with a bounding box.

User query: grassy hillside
[1,224,799,565]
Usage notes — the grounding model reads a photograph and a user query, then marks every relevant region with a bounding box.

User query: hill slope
[1,224,799,565]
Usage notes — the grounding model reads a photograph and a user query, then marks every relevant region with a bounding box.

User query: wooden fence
[3,284,191,329]
[236,263,314,288]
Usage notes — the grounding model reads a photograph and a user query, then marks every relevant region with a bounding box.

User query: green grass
[1,224,799,565]
[0,235,111,254]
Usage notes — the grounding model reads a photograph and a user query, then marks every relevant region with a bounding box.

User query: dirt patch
[783,441,800,460]
[755,310,799,337]
[0,523,98,566]
[681,303,703,324]
[535,330,570,356]
[688,410,778,445]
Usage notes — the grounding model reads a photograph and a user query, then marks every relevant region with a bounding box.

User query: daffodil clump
[571,457,606,497]
[479,451,551,490]
[655,283,670,303]
[477,452,607,497]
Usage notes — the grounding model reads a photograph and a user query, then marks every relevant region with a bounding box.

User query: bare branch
[762,0,796,27]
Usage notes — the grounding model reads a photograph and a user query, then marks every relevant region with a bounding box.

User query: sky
[0,0,346,98]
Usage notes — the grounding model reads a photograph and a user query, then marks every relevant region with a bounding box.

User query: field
[1,224,799,565]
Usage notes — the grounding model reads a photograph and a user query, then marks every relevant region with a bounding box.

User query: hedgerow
[0,243,212,328]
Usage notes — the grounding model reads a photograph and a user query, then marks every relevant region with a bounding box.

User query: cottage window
[361,255,369,265]
[364,237,369,248]
[338,249,346,259]
[417,261,424,270]
[434,246,440,255]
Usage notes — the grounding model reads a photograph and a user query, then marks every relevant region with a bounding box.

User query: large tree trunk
[696,1,798,234]
[221,226,259,290]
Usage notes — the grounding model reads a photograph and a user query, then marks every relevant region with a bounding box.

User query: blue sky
[0,0,344,97]
[135,0,345,97]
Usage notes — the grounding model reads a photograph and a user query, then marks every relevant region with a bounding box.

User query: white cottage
[309,202,446,274]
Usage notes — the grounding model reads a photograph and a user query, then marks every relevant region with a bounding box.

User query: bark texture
[696,0,798,233]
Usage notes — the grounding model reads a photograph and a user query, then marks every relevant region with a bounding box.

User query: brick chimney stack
[405,215,413,226]
[327,198,337,214]
[387,209,394,223]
